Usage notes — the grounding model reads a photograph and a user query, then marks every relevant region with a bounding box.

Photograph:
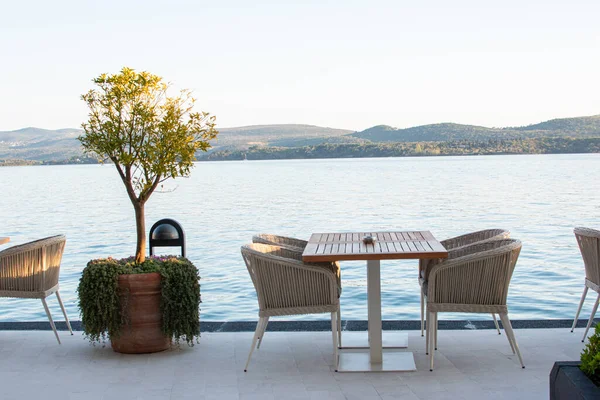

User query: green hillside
[352,123,497,142]
[351,115,600,142]
[200,137,600,161]
[514,115,600,133]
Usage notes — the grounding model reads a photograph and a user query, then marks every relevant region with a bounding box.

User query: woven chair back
[0,235,66,298]
[241,243,337,317]
[428,239,522,308]
[423,230,510,282]
[574,227,600,287]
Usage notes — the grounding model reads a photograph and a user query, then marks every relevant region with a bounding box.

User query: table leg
[367,259,382,364]
[335,258,415,372]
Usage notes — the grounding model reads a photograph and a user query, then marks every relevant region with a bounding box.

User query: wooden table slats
[302,231,448,262]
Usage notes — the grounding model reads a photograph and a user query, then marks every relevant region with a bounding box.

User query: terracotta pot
[111,272,171,354]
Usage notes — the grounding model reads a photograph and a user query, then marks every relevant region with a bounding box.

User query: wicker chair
[571,227,600,341]
[419,229,511,337]
[241,243,340,372]
[252,234,342,347]
[0,235,73,344]
[425,239,524,370]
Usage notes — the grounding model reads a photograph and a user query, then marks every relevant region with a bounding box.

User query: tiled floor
[0,327,589,399]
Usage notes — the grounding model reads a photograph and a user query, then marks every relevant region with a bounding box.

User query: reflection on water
[1,154,599,321]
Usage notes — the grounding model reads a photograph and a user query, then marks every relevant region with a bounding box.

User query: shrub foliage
[581,324,600,385]
[77,256,200,346]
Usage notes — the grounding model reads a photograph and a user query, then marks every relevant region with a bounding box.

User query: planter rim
[117,271,162,278]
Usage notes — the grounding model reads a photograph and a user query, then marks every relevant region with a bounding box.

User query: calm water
[1,154,599,322]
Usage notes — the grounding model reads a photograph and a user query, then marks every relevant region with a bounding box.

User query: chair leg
[499,313,525,368]
[500,313,517,357]
[503,319,516,354]
[257,316,269,349]
[331,311,338,372]
[420,289,425,337]
[425,298,429,354]
[337,304,342,348]
[244,317,264,372]
[434,312,438,351]
[41,298,60,344]
[429,311,436,371]
[496,312,515,354]
[582,293,600,342]
[492,313,501,335]
[572,286,589,332]
[55,291,73,335]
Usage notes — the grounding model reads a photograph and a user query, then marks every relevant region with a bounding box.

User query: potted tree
[76,67,218,353]
[550,324,600,399]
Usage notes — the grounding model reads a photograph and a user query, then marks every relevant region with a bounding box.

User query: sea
[1,154,599,322]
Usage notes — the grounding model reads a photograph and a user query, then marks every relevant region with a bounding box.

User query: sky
[1,0,599,132]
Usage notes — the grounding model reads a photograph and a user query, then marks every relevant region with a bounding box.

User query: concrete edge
[0,319,595,332]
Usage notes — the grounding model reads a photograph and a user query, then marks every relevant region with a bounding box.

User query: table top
[0,237,9,246]
[302,231,448,262]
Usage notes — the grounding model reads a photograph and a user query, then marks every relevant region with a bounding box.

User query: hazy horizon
[1,0,599,132]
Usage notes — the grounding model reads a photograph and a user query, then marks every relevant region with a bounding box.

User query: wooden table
[0,237,9,246]
[303,231,447,372]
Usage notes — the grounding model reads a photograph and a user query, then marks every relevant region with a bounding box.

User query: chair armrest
[441,229,510,250]
[252,234,308,250]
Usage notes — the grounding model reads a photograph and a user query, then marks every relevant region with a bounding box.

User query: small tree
[80,67,218,263]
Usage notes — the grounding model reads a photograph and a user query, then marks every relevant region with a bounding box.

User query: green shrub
[77,255,201,347]
[581,324,600,385]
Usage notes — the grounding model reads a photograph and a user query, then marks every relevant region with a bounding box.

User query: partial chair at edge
[0,235,73,344]
[571,227,600,341]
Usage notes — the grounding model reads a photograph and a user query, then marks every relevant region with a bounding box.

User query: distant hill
[0,124,355,161]
[0,127,81,143]
[514,115,600,133]
[352,123,497,142]
[0,127,83,161]
[351,115,600,143]
[213,124,354,148]
[3,115,600,163]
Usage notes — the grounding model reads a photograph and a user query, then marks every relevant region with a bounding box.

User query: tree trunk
[134,202,146,263]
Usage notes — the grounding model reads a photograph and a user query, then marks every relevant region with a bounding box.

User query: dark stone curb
[0,319,596,332]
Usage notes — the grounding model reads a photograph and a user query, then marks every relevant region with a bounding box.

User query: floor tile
[0,328,588,400]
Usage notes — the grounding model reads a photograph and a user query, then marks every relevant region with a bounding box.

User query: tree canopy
[80,67,218,262]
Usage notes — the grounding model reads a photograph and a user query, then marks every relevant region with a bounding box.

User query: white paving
[0,327,589,399]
